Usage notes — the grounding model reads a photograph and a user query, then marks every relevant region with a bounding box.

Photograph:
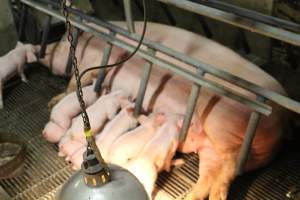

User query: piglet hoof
[21,76,28,83]
[48,93,67,110]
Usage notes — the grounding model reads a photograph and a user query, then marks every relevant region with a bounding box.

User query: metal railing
[19,0,300,175]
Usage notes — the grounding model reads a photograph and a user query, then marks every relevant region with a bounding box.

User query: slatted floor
[0,65,299,200]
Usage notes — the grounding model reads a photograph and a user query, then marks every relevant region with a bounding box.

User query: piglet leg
[20,72,27,83]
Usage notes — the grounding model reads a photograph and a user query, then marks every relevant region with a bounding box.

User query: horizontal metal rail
[191,0,300,33]
[23,0,300,116]
[21,0,273,116]
[158,0,300,47]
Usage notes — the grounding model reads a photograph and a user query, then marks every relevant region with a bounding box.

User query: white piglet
[108,112,166,166]
[0,41,39,108]
[124,115,182,199]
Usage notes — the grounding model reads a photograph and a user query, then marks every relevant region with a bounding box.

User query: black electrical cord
[78,0,147,82]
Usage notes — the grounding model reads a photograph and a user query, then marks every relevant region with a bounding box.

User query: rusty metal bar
[39,15,52,58]
[134,48,156,117]
[236,96,265,175]
[94,32,116,93]
[18,3,28,41]
[158,0,300,47]
[65,27,80,74]
[179,69,204,142]
[123,0,135,33]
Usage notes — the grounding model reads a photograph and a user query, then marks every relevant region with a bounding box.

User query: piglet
[0,42,39,108]
[95,103,138,161]
[124,115,181,199]
[108,112,166,166]
[59,90,131,147]
[43,84,98,143]
[69,104,138,169]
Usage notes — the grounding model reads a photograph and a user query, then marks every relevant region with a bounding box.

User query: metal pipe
[158,0,300,47]
[18,3,28,41]
[236,97,265,175]
[179,70,204,142]
[19,0,273,116]
[123,0,135,33]
[94,32,116,93]
[39,15,52,58]
[31,0,300,114]
[65,27,80,74]
[134,48,155,117]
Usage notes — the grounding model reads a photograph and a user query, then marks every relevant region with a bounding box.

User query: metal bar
[179,70,205,142]
[94,32,116,93]
[134,48,156,117]
[18,3,28,41]
[158,0,300,47]
[236,96,265,175]
[133,0,144,16]
[22,0,300,117]
[65,27,80,74]
[191,0,300,33]
[123,0,135,33]
[0,185,11,200]
[197,16,212,38]
[39,15,52,58]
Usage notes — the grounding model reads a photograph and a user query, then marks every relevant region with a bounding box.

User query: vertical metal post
[159,2,176,26]
[65,27,80,74]
[39,14,52,58]
[134,48,156,117]
[179,69,204,142]
[236,96,265,175]
[18,3,28,41]
[94,32,116,93]
[123,0,135,33]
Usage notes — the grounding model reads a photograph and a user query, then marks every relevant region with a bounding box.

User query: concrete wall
[0,0,18,55]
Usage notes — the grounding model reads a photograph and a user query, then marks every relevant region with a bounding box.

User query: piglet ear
[125,105,135,116]
[26,51,37,63]
[16,41,23,48]
[176,118,184,129]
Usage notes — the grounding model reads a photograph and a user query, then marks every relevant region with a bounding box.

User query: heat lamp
[55,149,149,200]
